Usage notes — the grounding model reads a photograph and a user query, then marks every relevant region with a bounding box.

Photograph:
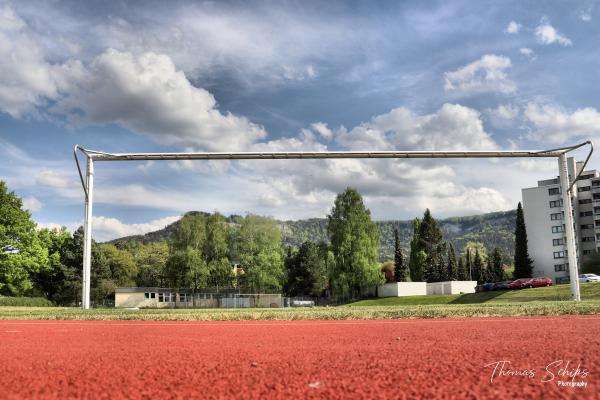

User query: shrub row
[0,296,55,307]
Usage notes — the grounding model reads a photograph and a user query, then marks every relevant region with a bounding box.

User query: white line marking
[1,316,599,328]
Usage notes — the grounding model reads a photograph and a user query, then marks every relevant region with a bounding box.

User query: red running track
[1,316,599,399]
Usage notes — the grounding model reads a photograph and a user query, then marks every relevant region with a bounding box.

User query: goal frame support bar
[74,141,593,309]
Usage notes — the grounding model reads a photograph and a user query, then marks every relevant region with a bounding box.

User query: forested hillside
[113,210,517,263]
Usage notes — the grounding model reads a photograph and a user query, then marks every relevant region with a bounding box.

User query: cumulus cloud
[505,21,521,34]
[22,196,42,212]
[0,5,66,117]
[54,49,266,151]
[524,103,600,143]
[35,169,71,189]
[519,48,536,60]
[491,104,519,120]
[337,103,497,151]
[535,19,572,46]
[92,215,180,242]
[444,54,516,94]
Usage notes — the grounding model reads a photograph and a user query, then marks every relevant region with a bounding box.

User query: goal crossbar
[73,141,593,308]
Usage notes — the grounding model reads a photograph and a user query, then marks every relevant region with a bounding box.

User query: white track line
[1,316,600,328]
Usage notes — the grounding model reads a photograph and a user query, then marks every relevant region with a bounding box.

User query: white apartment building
[522,158,599,284]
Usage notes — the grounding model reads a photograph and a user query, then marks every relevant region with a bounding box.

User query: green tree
[166,213,209,288]
[583,251,600,275]
[0,181,49,295]
[135,242,169,287]
[457,256,468,281]
[463,242,488,263]
[514,202,533,278]
[418,209,443,256]
[32,227,71,301]
[408,218,424,281]
[447,243,458,281]
[204,213,232,287]
[472,249,484,284]
[283,240,328,297]
[236,215,284,290]
[327,188,383,296]
[394,229,408,282]
[490,248,507,282]
[97,244,138,286]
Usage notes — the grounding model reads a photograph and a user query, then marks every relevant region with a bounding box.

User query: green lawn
[348,282,600,306]
[1,284,598,321]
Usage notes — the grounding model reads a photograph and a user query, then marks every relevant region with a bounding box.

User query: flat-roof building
[522,157,599,283]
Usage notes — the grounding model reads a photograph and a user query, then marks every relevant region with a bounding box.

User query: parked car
[493,281,512,291]
[482,282,495,291]
[475,284,485,293]
[529,277,552,288]
[509,278,533,289]
[579,274,600,283]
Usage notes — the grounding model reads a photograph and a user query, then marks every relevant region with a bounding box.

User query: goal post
[73,141,593,309]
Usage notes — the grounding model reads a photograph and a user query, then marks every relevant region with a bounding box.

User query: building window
[554,264,567,272]
[158,293,164,302]
[582,236,595,242]
[583,250,594,255]
[580,174,595,180]
[578,186,591,192]
[552,238,565,246]
[549,200,563,208]
[179,293,190,303]
[592,180,600,187]
[580,199,593,204]
[550,212,563,220]
[581,224,594,230]
[548,188,560,195]
[144,292,150,299]
[580,211,593,217]
[553,251,567,259]
[551,225,564,233]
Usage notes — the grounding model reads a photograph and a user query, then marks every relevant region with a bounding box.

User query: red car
[509,278,533,289]
[530,277,553,288]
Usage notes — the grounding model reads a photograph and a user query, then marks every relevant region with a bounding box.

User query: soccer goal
[73,141,593,309]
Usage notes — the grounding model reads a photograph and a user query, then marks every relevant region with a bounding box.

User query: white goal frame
[74,141,593,309]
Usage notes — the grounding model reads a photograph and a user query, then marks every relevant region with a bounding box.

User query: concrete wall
[426,281,476,295]
[377,282,427,297]
[115,290,282,308]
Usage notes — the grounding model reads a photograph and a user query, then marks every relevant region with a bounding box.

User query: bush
[0,296,55,307]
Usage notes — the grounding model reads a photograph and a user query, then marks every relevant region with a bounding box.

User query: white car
[579,274,600,283]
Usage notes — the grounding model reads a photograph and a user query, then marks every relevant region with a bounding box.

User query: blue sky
[1,0,599,241]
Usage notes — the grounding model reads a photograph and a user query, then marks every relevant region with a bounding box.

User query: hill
[111,210,517,263]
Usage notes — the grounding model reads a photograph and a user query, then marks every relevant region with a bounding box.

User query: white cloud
[54,49,266,151]
[444,54,516,94]
[524,103,600,143]
[92,215,180,242]
[310,122,333,140]
[505,21,521,34]
[22,196,42,212]
[519,48,536,60]
[535,19,572,46]
[491,104,519,120]
[338,103,497,151]
[0,5,62,117]
[35,169,71,189]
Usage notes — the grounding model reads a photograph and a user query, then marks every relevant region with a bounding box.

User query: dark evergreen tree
[457,256,468,281]
[408,218,425,282]
[491,248,507,282]
[418,209,443,255]
[472,249,483,284]
[514,202,533,278]
[394,229,408,282]
[447,243,458,281]
[424,243,446,283]
[465,249,473,281]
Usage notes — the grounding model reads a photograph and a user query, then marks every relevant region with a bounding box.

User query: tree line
[1,179,538,304]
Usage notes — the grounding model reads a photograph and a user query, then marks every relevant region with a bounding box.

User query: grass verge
[1,301,599,321]
[349,282,600,307]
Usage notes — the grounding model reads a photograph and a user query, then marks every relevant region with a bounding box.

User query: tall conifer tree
[514,202,533,278]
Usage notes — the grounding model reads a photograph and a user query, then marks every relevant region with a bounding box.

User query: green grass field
[1,283,598,321]
[348,282,600,306]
